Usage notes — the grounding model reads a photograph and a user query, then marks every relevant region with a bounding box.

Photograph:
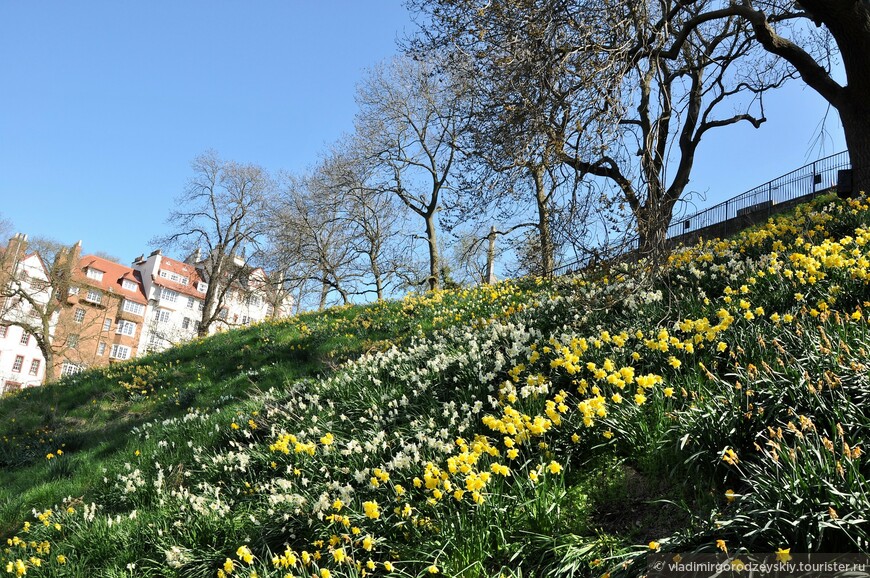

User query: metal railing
[667,150,850,238]
[551,150,850,276]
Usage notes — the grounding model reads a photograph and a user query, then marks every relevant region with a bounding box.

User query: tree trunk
[370,256,384,301]
[425,214,440,291]
[635,198,675,267]
[39,340,56,383]
[839,99,870,195]
[319,278,329,311]
[532,166,555,277]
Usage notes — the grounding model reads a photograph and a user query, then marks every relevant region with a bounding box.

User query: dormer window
[159,270,189,285]
[122,279,138,292]
[197,282,208,293]
[86,268,104,282]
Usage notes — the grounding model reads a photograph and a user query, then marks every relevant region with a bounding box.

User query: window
[116,320,137,336]
[68,287,80,296]
[110,344,131,360]
[20,332,29,346]
[122,279,138,292]
[60,362,83,376]
[186,296,195,309]
[181,317,191,330]
[0,325,7,338]
[3,381,21,393]
[160,287,178,303]
[159,270,188,285]
[103,318,112,332]
[154,309,171,324]
[86,268,104,282]
[240,315,251,325]
[149,334,163,347]
[12,355,24,372]
[97,342,106,356]
[246,294,263,307]
[218,308,228,320]
[122,300,145,316]
[85,289,102,304]
[66,334,79,348]
[197,282,208,293]
[74,308,86,323]
[28,359,40,376]
[266,305,274,318]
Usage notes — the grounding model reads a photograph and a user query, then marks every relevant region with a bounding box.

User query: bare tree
[154,151,273,336]
[270,171,358,310]
[355,56,470,291]
[651,0,870,193]
[268,145,412,309]
[0,235,79,381]
[410,0,790,263]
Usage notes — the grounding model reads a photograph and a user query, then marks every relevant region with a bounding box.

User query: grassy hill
[1,193,869,577]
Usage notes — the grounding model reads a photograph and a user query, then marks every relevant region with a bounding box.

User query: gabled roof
[75,255,148,305]
[151,255,207,299]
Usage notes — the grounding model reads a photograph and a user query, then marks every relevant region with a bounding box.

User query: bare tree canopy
[354,55,472,290]
[0,235,79,382]
[154,150,273,335]
[641,0,869,193]
[268,142,412,309]
[408,0,793,262]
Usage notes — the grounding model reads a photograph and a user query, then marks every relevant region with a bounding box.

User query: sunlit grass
[1,193,869,576]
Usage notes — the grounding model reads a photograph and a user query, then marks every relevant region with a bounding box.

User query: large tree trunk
[531,166,555,277]
[370,256,384,301]
[839,98,870,195]
[425,214,440,291]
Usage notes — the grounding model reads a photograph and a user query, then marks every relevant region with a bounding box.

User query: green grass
[1,193,869,577]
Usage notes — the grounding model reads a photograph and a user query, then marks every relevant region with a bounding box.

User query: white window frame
[154,309,171,324]
[197,282,208,293]
[181,317,191,330]
[186,296,195,309]
[110,344,131,360]
[68,287,80,296]
[85,289,102,304]
[122,300,145,316]
[103,318,112,332]
[159,270,189,285]
[122,279,138,292]
[160,287,178,303]
[60,362,83,376]
[74,308,86,323]
[86,268,104,282]
[97,342,106,356]
[116,320,137,336]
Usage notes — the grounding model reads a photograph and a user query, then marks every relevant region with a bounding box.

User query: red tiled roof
[75,255,148,304]
[152,255,206,298]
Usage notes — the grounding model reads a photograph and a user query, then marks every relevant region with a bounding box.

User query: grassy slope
[1,193,869,577]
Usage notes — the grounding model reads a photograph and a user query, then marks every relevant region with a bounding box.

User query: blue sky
[0,1,847,265]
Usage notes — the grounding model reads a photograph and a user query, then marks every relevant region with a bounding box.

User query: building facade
[53,253,149,376]
[0,234,55,392]
[0,237,292,390]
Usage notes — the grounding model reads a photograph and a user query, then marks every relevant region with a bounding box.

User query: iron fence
[551,150,850,277]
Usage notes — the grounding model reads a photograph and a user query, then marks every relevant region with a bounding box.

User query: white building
[0,234,55,392]
[132,250,292,355]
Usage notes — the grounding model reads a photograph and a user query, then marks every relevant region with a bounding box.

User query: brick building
[54,253,148,376]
